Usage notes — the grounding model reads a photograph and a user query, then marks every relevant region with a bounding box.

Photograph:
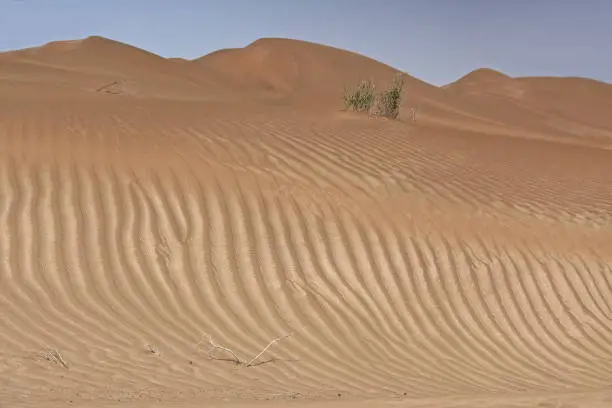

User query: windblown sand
[1,37,612,408]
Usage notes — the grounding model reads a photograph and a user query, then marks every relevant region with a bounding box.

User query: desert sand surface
[1,36,612,408]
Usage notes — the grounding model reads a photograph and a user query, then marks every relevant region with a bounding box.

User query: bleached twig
[199,333,293,367]
[200,334,243,364]
[43,349,69,369]
[245,334,292,367]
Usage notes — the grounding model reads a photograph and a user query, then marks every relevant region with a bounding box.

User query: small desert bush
[343,73,405,119]
[343,79,375,112]
[372,73,404,119]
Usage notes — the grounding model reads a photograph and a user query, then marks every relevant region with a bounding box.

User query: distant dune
[1,36,612,408]
[446,67,612,140]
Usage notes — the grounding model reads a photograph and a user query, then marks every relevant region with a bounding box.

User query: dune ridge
[0,37,612,408]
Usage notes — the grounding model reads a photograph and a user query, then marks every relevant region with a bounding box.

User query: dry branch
[201,334,243,364]
[245,334,292,367]
[42,349,69,369]
[95,81,119,93]
[199,333,293,367]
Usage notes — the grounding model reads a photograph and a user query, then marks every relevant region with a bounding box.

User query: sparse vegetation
[343,73,405,120]
[199,333,293,367]
[373,73,404,119]
[343,79,376,112]
[41,348,69,369]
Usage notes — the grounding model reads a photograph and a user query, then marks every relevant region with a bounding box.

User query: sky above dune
[2,0,610,86]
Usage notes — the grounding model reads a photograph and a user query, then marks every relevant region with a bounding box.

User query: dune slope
[0,37,612,408]
[0,36,239,100]
[445,69,612,145]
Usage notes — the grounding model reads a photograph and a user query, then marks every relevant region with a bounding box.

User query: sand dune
[192,38,436,106]
[0,37,612,408]
[445,69,612,146]
[0,36,238,101]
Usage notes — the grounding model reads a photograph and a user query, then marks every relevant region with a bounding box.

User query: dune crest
[445,67,526,99]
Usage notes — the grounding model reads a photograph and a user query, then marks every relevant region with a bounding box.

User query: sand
[0,36,611,408]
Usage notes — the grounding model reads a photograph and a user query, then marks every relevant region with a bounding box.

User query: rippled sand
[1,36,612,408]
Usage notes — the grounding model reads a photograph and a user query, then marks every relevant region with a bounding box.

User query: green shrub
[373,73,404,119]
[343,79,375,112]
[343,73,405,119]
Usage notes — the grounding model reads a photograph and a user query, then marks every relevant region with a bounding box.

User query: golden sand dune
[0,37,612,408]
[445,69,612,146]
[193,38,430,105]
[0,36,237,101]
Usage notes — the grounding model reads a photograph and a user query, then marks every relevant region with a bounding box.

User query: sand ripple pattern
[1,106,612,405]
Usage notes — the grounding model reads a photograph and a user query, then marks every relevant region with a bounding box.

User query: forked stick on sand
[42,349,69,369]
[200,333,293,367]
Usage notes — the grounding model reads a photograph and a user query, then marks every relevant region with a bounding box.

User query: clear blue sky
[1,0,610,85]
